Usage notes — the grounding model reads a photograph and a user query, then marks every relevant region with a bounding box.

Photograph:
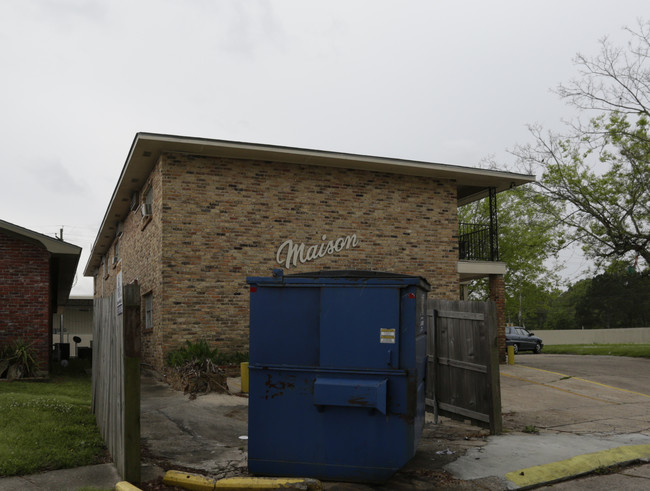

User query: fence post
[122,283,141,485]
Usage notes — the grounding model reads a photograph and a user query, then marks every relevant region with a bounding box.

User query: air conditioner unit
[141,203,152,217]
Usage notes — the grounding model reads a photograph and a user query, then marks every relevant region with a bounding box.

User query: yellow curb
[115,482,142,491]
[163,470,322,491]
[216,477,322,490]
[505,444,650,488]
[163,470,217,490]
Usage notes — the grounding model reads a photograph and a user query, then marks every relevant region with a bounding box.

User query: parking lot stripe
[500,372,617,404]
[519,365,650,399]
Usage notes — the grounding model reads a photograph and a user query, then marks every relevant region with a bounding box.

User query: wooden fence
[92,283,141,484]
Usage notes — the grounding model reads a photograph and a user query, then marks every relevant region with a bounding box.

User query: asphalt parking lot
[502,354,650,436]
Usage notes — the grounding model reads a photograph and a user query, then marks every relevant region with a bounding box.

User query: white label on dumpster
[380,328,396,344]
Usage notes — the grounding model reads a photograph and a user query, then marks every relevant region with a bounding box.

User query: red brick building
[0,220,81,372]
[85,133,534,370]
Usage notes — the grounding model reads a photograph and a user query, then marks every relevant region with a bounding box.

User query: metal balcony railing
[458,222,499,262]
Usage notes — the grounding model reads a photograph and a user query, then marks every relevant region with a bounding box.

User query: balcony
[458,222,505,282]
[458,222,498,262]
[457,187,506,282]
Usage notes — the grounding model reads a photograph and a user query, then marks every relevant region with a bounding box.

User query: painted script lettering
[276,234,360,268]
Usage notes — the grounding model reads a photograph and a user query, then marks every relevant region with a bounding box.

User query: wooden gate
[425,299,502,434]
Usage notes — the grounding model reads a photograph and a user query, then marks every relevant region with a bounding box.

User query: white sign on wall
[116,269,123,316]
[276,234,360,268]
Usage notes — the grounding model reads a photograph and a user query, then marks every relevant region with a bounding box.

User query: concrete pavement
[2,355,650,490]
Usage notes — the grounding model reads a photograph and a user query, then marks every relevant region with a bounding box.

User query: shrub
[0,339,41,379]
[166,340,247,368]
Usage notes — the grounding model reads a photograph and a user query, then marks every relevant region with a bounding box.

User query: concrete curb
[116,482,142,491]
[505,444,650,488]
[163,470,216,490]
[163,470,322,490]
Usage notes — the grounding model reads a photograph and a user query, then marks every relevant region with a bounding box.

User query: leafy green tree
[575,263,650,329]
[459,185,564,327]
[514,21,650,271]
[544,278,590,330]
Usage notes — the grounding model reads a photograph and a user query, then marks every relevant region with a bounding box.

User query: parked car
[505,326,543,354]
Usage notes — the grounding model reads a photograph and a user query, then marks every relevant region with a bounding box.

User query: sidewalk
[0,463,122,491]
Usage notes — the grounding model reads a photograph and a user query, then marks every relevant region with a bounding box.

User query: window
[141,185,153,217]
[145,185,153,206]
[130,191,139,211]
[113,239,120,266]
[144,292,153,330]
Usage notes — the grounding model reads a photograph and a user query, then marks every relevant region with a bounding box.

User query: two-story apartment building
[84,133,534,370]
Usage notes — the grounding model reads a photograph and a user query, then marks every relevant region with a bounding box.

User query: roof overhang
[84,132,535,276]
[0,219,82,305]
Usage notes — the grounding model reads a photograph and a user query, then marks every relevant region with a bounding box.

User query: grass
[543,344,650,358]
[0,360,107,477]
[522,425,539,434]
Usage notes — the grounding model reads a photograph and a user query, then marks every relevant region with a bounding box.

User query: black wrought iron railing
[458,222,499,261]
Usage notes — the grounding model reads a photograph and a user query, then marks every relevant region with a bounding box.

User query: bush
[166,340,247,368]
[0,339,41,379]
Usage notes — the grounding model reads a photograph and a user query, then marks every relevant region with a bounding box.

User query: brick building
[0,219,81,372]
[84,133,534,370]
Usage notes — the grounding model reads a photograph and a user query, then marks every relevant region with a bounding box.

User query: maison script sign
[276,234,360,268]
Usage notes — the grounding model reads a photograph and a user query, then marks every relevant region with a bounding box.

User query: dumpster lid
[287,270,422,280]
[247,269,430,290]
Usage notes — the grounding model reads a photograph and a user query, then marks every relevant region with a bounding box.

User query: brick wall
[95,154,460,370]
[0,230,51,371]
[93,160,164,368]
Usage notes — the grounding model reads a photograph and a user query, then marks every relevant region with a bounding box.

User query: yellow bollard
[240,362,249,393]
[507,345,515,365]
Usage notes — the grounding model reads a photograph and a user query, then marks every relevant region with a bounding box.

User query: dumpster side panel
[249,286,320,366]
[320,287,400,370]
[248,366,414,482]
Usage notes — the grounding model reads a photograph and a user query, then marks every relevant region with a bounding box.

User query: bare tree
[514,20,650,270]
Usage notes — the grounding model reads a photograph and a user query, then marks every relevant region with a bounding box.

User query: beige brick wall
[96,152,460,370]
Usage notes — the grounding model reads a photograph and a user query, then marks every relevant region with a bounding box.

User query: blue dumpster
[246,270,430,482]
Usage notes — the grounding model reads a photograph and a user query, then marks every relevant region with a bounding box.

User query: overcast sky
[1,0,647,296]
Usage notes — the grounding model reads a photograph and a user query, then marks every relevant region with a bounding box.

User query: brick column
[489,274,506,363]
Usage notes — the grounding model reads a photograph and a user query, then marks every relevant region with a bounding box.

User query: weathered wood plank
[92,284,141,484]
[436,310,485,321]
[437,402,490,423]
[436,356,488,374]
